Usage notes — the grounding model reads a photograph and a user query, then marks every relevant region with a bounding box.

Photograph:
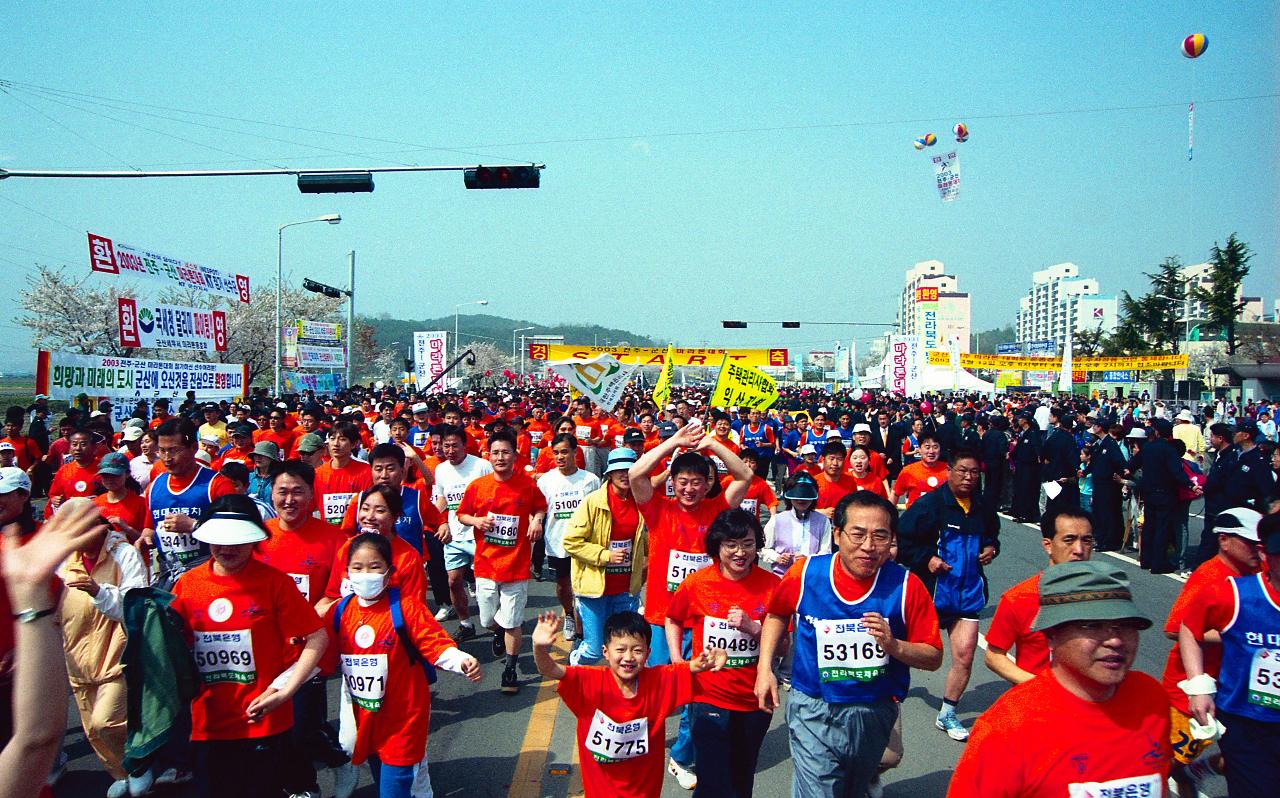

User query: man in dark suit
[1011,414,1041,522]
[1128,418,1199,573]
[1084,416,1125,551]
[1039,406,1081,516]
[978,415,1010,512]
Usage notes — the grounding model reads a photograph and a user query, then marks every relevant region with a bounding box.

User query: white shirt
[536,468,601,559]
[128,454,155,491]
[372,420,393,445]
[431,455,494,543]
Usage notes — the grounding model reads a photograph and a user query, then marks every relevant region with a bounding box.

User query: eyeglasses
[156,446,190,457]
[951,467,981,477]
[719,541,758,554]
[842,530,893,546]
[1070,621,1142,638]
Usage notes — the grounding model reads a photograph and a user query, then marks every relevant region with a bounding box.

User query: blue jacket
[897,484,1000,616]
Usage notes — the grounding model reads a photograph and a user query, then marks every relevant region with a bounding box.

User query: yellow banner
[652,343,675,408]
[926,351,1189,371]
[709,355,779,410]
[528,343,788,368]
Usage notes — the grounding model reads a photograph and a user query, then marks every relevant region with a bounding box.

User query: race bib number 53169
[814,619,887,683]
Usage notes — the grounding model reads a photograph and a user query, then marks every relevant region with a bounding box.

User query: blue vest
[148,466,217,565]
[792,555,911,704]
[1217,573,1280,721]
[804,429,828,449]
[395,485,426,554]
[740,423,771,455]
[408,425,431,449]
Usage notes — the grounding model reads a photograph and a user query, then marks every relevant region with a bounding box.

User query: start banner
[528,344,788,368]
[118,298,226,354]
[88,232,250,304]
[36,351,247,402]
[926,351,1189,371]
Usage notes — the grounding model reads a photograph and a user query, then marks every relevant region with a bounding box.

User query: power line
[0,194,82,234]
[0,86,140,170]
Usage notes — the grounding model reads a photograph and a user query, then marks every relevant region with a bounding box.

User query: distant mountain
[363,313,659,357]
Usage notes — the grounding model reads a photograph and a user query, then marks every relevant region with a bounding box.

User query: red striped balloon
[1181,33,1207,58]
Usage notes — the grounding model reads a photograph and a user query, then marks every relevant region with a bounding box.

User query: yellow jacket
[57,531,148,687]
[562,485,647,598]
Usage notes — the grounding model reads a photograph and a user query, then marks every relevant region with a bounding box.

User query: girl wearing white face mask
[330,533,481,797]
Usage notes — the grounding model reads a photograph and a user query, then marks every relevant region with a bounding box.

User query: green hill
[364,313,659,356]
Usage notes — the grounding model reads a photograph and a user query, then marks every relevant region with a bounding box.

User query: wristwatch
[13,607,55,624]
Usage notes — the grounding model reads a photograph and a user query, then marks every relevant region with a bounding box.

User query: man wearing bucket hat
[170,495,329,798]
[1178,512,1280,798]
[949,561,1171,797]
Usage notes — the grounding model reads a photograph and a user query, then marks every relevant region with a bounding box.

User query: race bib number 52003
[585,709,649,763]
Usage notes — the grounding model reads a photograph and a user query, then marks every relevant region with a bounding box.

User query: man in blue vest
[756,491,942,797]
[1178,512,1280,798]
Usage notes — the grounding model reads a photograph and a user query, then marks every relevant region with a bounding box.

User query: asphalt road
[54,501,1225,798]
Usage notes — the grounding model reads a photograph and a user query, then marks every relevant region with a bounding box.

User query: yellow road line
[508,639,568,798]
[567,734,583,798]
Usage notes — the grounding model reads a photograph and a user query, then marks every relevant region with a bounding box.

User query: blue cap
[604,448,638,475]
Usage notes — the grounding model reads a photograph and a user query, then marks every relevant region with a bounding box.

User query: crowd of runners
[0,384,1277,798]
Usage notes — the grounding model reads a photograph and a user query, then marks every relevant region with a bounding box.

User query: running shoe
[452,621,476,642]
[491,631,506,659]
[434,605,457,622]
[935,712,969,741]
[1182,755,1218,787]
[155,769,194,786]
[107,779,130,798]
[667,758,697,790]
[867,775,885,798]
[501,662,519,695]
[332,762,358,798]
[563,615,577,642]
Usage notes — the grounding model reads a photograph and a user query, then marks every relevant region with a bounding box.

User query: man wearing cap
[1178,513,1280,798]
[0,441,16,470]
[1128,418,1200,573]
[294,433,326,470]
[408,402,433,450]
[949,561,1170,797]
[197,403,228,448]
[432,423,495,640]
[849,424,888,483]
[217,423,257,470]
[985,506,1095,685]
[1193,423,1246,566]
[738,408,778,478]
[1083,416,1126,552]
[1221,420,1272,514]
[1158,507,1262,794]
[258,409,297,456]
[245,441,279,505]
[1172,409,1205,462]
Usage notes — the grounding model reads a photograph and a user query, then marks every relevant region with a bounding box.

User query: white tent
[915,365,995,394]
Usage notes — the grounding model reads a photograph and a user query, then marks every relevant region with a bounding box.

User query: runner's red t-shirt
[92,491,149,536]
[171,558,324,741]
[892,461,949,507]
[605,489,640,596]
[638,494,729,626]
[45,460,101,517]
[456,471,548,583]
[719,476,776,521]
[0,436,42,470]
[558,664,692,798]
[324,534,427,602]
[667,565,779,712]
[815,471,859,511]
[258,516,348,605]
[314,459,373,525]
[947,671,1172,798]
[1159,555,1248,714]
[846,471,888,498]
[984,571,1049,676]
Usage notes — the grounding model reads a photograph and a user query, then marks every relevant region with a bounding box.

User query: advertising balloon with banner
[118,298,226,354]
[709,355,778,410]
[36,351,247,402]
[546,353,636,411]
[528,344,787,368]
[413,331,448,394]
[651,343,675,409]
[932,150,960,201]
[88,232,250,304]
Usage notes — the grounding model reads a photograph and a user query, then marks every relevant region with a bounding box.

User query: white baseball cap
[198,433,220,446]
[799,443,818,456]
[194,450,213,465]
[1176,409,1195,422]
[1215,508,1262,542]
[0,441,14,453]
[852,423,872,433]
[0,467,32,494]
[411,402,429,414]
[193,512,269,545]
[122,426,145,442]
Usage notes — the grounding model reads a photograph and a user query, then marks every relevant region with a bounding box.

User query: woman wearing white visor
[170,495,328,798]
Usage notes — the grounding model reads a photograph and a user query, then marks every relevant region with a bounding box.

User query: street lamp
[454,300,489,362]
[277,214,341,396]
[512,326,535,373]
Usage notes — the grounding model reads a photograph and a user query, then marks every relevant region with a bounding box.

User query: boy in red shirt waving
[532,609,726,798]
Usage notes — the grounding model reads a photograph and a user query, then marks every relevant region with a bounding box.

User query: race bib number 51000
[814,619,887,683]
[585,710,649,763]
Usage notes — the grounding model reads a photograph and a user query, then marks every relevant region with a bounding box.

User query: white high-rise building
[898,260,971,352]
[1014,262,1117,349]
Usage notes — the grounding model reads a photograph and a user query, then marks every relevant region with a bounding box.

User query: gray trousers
[786,690,897,798]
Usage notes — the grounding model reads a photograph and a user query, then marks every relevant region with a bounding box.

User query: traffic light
[464,165,540,189]
[722,321,747,329]
[302,278,344,299]
[297,172,375,193]
[782,321,800,329]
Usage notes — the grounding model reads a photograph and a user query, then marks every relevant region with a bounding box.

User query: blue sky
[1,2,1276,372]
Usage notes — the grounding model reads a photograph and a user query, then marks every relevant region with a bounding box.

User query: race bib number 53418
[1248,648,1280,709]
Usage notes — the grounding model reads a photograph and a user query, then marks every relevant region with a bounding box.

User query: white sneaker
[127,769,155,796]
[107,779,130,798]
[434,605,457,621]
[667,758,697,790]
[155,768,194,786]
[867,775,885,798]
[563,615,577,641]
[935,712,969,741]
[332,762,358,798]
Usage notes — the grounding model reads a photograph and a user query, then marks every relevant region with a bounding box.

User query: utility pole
[347,251,355,390]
